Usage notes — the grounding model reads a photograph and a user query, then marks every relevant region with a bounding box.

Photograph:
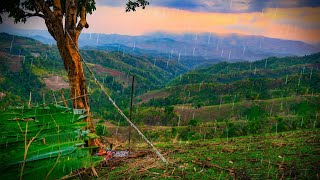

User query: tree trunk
[34,0,99,147]
[56,31,96,137]
[58,35,88,109]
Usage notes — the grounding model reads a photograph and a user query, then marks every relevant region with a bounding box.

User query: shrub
[188,119,199,126]
[171,127,178,137]
[96,124,110,136]
[98,119,104,123]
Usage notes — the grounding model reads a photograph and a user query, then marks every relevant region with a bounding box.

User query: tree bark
[55,31,95,134]
[34,0,97,146]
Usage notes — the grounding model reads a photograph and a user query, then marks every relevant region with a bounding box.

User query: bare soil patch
[0,52,23,72]
[43,75,69,91]
[93,65,123,77]
[136,90,169,104]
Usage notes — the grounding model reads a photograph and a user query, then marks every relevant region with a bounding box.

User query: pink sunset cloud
[1,2,319,44]
[83,6,320,44]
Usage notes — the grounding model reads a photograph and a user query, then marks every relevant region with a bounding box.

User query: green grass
[99,129,320,179]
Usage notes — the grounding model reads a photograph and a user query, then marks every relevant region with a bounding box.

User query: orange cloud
[84,6,320,43]
[1,5,319,44]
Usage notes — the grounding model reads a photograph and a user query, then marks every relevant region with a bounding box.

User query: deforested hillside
[0,33,188,118]
[139,53,320,108]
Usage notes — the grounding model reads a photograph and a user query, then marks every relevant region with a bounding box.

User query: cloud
[248,0,320,12]
[96,0,320,13]
[96,0,249,13]
[95,0,126,6]
[1,1,319,43]
[226,24,263,34]
[83,6,320,43]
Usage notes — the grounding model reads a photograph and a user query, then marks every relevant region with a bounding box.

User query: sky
[1,0,320,44]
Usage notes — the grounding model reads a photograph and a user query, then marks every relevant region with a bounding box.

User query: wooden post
[129,75,135,146]
[52,93,57,105]
[42,92,46,107]
[28,91,32,108]
[60,90,68,107]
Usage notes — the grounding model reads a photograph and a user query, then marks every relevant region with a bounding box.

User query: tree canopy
[0,0,149,23]
[0,0,149,40]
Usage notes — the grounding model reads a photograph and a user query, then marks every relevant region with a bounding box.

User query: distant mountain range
[3,28,320,63]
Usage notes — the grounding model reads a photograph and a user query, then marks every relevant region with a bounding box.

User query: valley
[0,32,319,179]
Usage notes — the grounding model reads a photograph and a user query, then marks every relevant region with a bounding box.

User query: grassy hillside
[0,33,189,120]
[98,129,320,179]
[1,33,319,180]
[139,53,320,108]
[131,53,320,131]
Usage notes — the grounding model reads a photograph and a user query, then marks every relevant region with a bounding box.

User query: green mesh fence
[0,105,103,180]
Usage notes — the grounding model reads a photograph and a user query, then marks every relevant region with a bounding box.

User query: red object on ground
[98,149,107,156]
[104,151,113,161]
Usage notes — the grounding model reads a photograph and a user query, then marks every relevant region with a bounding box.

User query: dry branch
[20,122,46,180]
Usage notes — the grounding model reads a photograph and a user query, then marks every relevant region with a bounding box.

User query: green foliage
[98,119,105,123]
[134,106,178,126]
[292,101,317,117]
[126,0,149,12]
[0,55,45,106]
[0,33,188,121]
[171,127,177,137]
[0,0,97,24]
[143,53,320,107]
[0,105,103,180]
[178,127,203,141]
[164,106,174,115]
[144,130,160,141]
[244,105,266,121]
[188,119,199,126]
[271,116,286,133]
[95,124,110,136]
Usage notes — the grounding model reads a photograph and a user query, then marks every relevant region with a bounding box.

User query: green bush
[171,127,178,137]
[145,130,160,141]
[188,119,199,126]
[98,119,105,123]
[95,124,110,137]
[190,132,203,141]
[271,117,286,133]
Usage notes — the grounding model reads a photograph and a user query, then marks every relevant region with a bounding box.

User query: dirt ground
[43,75,69,91]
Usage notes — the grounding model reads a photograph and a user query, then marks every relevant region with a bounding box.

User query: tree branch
[65,0,78,32]
[35,0,64,41]
[126,0,149,12]
[77,0,89,32]
[34,0,54,19]
[34,0,57,39]
[23,12,45,19]
[53,0,63,20]
[44,19,57,40]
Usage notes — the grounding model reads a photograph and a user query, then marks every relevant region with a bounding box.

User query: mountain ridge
[3,28,319,63]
